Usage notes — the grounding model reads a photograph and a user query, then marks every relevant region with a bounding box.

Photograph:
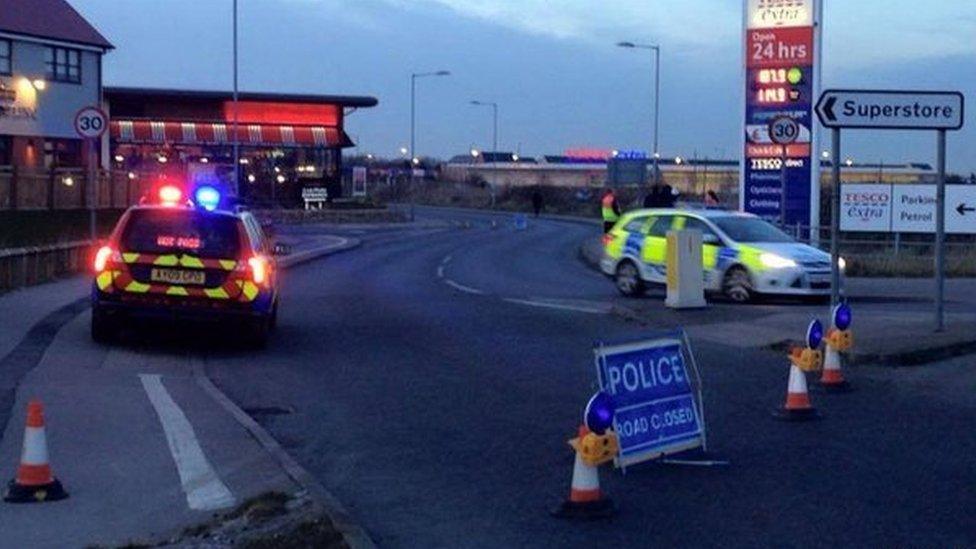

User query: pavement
[1,208,974,547]
[578,233,976,366]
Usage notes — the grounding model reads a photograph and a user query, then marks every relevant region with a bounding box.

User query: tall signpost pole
[829,127,841,308]
[75,107,108,243]
[88,140,97,241]
[935,130,946,331]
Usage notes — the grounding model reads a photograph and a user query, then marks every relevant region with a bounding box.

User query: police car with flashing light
[91,184,284,346]
[601,208,844,302]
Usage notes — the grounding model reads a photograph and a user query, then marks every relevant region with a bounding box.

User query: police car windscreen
[713,217,794,243]
[121,210,242,258]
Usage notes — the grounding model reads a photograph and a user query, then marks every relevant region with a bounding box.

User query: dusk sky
[72,0,975,173]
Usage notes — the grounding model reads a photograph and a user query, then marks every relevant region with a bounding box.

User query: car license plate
[150,268,205,285]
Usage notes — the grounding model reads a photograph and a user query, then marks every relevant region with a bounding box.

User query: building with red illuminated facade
[105,87,377,205]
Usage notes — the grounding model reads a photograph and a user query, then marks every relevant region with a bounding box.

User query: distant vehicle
[91,184,284,346]
[601,208,843,302]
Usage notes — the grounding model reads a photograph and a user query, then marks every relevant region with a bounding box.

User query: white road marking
[436,265,445,278]
[503,297,609,315]
[139,374,235,511]
[445,279,484,295]
[441,254,453,266]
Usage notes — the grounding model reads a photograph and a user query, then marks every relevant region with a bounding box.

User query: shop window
[45,47,81,83]
[0,40,10,74]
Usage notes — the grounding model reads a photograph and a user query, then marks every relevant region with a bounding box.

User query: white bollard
[665,229,707,309]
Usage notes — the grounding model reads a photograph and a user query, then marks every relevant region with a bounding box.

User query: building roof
[0,0,113,49]
[106,87,379,109]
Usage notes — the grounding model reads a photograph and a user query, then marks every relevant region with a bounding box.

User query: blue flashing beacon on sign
[583,392,615,435]
[806,319,824,349]
[833,303,852,331]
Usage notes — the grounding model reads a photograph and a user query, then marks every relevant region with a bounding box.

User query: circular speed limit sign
[768,115,800,146]
[74,106,108,139]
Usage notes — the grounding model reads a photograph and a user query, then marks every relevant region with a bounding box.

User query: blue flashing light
[194,186,221,211]
[806,319,824,349]
[833,303,852,331]
[583,391,615,435]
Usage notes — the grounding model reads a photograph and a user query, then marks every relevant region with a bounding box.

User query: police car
[601,208,843,302]
[91,184,282,346]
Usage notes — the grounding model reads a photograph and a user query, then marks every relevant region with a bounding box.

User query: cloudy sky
[73,0,976,172]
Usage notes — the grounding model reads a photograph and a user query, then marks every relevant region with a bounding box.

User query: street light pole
[409,70,451,166]
[232,0,240,198]
[471,100,499,206]
[406,70,449,220]
[617,41,661,185]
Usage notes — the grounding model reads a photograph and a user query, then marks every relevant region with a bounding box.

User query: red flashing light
[159,185,183,206]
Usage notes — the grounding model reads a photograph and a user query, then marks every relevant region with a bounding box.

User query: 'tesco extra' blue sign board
[594,333,705,467]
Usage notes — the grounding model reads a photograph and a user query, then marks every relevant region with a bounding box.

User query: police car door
[639,215,674,283]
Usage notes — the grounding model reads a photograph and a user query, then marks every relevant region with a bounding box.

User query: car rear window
[120,209,242,258]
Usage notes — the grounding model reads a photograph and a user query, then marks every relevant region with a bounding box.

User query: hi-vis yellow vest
[601,194,619,222]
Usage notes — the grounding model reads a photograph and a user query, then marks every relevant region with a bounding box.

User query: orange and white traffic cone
[4,400,68,503]
[773,363,820,421]
[820,346,852,392]
[551,426,614,519]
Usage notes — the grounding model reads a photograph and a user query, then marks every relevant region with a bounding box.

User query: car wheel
[615,260,646,297]
[722,267,753,303]
[91,308,116,344]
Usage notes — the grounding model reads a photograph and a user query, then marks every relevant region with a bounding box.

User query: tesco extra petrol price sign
[595,334,704,467]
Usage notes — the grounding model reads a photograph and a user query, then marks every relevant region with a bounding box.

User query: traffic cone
[551,426,614,519]
[4,400,68,503]
[773,364,820,421]
[820,345,852,392]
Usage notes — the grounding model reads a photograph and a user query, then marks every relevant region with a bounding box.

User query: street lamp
[410,70,451,166]
[617,40,661,185]
[470,100,499,205]
[232,0,240,197]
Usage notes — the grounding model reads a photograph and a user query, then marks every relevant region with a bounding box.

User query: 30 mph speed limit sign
[768,115,800,145]
[74,106,108,139]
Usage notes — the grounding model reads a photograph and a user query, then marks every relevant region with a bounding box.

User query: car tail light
[93,245,115,272]
[601,233,615,247]
[247,256,268,285]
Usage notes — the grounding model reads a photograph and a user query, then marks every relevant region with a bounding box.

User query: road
[204,208,973,547]
[0,208,973,547]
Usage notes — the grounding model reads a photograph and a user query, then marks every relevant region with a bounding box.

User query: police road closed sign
[74,106,108,139]
[594,334,704,468]
[816,90,964,130]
